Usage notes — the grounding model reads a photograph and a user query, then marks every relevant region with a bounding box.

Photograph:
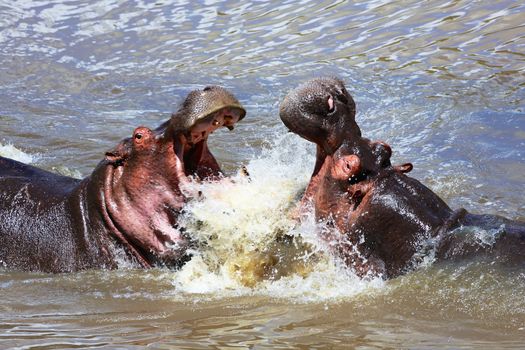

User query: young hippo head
[99,86,246,268]
[279,77,361,154]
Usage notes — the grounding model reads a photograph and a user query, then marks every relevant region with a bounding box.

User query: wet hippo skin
[0,86,245,273]
[280,77,525,279]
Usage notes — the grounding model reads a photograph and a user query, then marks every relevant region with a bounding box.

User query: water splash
[0,143,35,164]
[48,165,83,179]
[172,133,385,302]
[0,142,83,179]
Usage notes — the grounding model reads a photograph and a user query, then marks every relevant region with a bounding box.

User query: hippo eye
[327,95,335,113]
[135,133,142,140]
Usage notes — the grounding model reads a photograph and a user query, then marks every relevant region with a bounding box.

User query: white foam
[172,133,385,302]
[0,142,35,164]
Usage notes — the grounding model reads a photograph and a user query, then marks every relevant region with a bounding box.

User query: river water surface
[1,1,524,348]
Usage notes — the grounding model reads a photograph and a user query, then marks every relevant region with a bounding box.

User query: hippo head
[280,78,454,278]
[280,77,394,207]
[315,149,442,278]
[98,86,245,268]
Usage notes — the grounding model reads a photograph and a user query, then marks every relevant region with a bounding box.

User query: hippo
[0,86,245,273]
[280,77,525,279]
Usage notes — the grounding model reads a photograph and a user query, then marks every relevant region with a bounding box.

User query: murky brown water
[1,0,524,348]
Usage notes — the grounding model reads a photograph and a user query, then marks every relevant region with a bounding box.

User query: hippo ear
[105,138,132,165]
[394,163,413,173]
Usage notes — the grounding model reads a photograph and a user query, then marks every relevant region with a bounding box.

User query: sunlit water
[1,0,524,348]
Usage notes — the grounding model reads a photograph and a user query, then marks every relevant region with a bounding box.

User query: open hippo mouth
[185,108,242,146]
[101,86,246,268]
[279,77,401,212]
[177,106,245,179]
[167,85,246,180]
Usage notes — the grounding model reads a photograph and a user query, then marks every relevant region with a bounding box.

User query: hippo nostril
[349,175,359,185]
[348,171,368,185]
